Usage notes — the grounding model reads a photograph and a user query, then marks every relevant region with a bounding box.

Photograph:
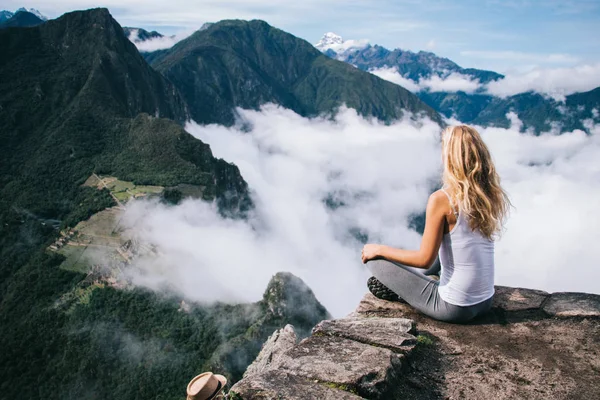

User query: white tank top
[438,188,495,306]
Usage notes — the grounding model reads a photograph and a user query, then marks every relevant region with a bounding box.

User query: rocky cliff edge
[228,286,600,399]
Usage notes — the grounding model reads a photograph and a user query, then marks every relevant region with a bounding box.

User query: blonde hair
[442,125,511,240]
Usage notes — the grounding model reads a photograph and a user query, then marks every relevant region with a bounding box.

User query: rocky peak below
[230,285,600,399]
[261,273,331,336]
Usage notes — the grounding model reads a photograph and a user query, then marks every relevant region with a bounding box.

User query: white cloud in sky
[120,105,600,317]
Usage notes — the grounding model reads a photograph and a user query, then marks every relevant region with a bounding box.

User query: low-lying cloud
[485,63,600,100]
[127,28,195,52]
[371,67,481,94]
[371,64,600,99]
[121,106,600,317]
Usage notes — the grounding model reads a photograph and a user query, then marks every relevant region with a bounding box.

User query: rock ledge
[229,286,600,399]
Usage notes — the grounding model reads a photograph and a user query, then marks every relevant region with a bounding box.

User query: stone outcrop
[242,324,297,378]
[228,286,600,399]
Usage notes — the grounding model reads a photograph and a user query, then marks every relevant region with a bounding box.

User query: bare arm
[361,191,448,269]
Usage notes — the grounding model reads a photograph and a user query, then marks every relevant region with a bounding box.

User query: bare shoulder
[427,190,451,214]
[429,190,449,206]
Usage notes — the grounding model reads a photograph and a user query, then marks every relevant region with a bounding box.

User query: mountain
[0,8,265,399]
[0,10,13,22]
[149,20,443,126]
[315,32,503,84]
[419,88,600,132]
[123,26,164,42]
[315,33,600,133]
[16,7,47,20]
[0,10,45,28]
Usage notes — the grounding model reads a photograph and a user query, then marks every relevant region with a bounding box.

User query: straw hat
[186,372,227,400]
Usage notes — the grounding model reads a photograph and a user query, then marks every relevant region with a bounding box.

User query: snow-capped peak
[315,32,344,49]
[16,7,47,21]
[314,32,369,55]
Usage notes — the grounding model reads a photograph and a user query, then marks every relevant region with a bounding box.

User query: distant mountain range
[315,32,600,132]
[315,32,502,84]
[0,8,46,28]
[0,7,47,22]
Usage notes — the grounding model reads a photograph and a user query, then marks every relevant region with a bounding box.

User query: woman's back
[438,204,495,306]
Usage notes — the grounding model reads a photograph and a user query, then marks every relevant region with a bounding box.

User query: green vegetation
[322,382,359,394]
[418,87,600,134]
[150,19,443,126]
[416,334,434,347]
[0,9,253,399]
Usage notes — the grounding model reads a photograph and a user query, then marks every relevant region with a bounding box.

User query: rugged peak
[314,31,369,54]
[262,272,331,325]
[315,32,343,48]
[0,9,44,28]
[123,26,164,43]
[16,7,47,20]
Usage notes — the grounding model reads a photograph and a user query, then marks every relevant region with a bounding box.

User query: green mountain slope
[0,8,272,399]
[419,88,600,133]
[150,19,443,125]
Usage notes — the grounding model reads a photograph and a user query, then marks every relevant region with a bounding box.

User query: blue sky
[4,0,600,73]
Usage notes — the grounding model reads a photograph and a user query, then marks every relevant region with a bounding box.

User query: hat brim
[186,374,227,400]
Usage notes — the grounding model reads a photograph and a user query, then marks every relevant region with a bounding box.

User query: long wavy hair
[441,125,511,240]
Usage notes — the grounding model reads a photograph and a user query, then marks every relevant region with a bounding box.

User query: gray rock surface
[229,370,364,399]
[312,317,416,353]
[228,285,600,400]
[493,286,549,311]
[273,335,403,398]
[243,324,297,378]
[543,292,600,317]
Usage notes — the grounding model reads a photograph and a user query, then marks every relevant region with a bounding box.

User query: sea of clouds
[119,105,600,317]
[371,63,600,100]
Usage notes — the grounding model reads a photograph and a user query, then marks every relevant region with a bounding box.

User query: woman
[361,125,511,323]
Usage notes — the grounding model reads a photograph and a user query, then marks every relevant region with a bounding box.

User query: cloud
[119,105,600,318]
[121,106,442,317]
[369,67,421,92]
[370,67,481,94]
[461,50,580,65]
[484,63,600,100]
[128,29,196,52]
[421,72,481,93]
[371,63,600,99]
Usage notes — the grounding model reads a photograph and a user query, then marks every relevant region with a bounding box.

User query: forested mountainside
[0,8,254,399]
[317,34,600,133]
[0,7,460,399]
[149,19,443,126]
[418,88,600,132]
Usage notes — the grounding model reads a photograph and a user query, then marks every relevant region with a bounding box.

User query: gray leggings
[367,259,493,323]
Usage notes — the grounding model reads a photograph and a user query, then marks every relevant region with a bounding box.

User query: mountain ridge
[314,32,600,132]
[149,19,443,126]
